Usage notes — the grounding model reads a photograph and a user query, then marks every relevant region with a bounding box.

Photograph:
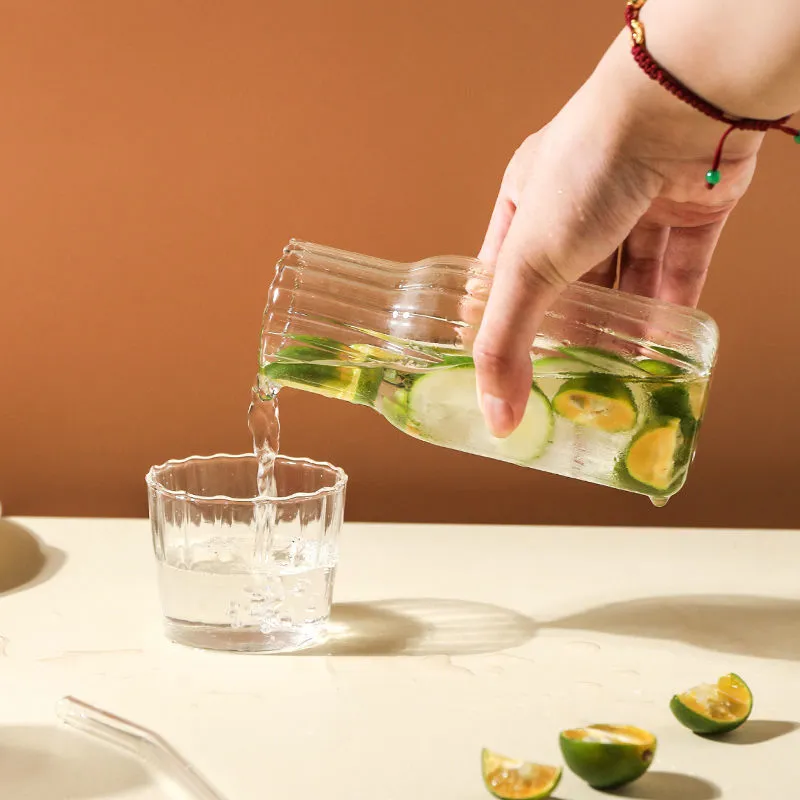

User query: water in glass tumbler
[146,453,346,652]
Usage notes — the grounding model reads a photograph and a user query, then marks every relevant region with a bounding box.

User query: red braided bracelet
[625,0,800,189]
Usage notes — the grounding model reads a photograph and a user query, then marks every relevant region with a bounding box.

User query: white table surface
[1,516,799,799]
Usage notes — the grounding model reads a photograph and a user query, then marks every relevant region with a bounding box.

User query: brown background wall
[2,1,798,528]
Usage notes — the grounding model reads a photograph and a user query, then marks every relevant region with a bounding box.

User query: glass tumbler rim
[145,452,348,505]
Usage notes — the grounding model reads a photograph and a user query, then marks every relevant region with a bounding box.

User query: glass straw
[56,695,228,800]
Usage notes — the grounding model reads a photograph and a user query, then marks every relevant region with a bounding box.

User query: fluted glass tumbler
[146,453,347,652]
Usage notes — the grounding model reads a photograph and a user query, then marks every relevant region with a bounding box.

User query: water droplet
[650,496,669,507]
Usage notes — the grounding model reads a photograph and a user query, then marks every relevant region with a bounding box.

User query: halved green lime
[261,344,383,405]
[481,748,562,799]
[553,374,637,433]
[559,724,656,789]
[670,673,753,735]
[688,380,709,419]
[623,416,684,491]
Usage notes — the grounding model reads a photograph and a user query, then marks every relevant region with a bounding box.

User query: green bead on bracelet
[707,135,800,187]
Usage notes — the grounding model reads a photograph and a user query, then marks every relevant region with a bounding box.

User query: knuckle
[516,250,570,294]
[472,342,514,379]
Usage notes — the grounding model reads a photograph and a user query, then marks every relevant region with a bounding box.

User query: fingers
[470,131,656,438]
[659,218,728,307]
[477,190,517,267]
[580,251,619,289]
[617,220,671,298]
[472,215,566,437]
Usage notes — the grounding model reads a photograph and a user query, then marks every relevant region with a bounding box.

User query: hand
[472,29,764,438]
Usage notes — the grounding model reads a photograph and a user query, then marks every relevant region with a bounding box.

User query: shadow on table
[549,594,800,660]
[298,598,537,656]
[0,725,152,799]
[603,771,720,800]
[0,519,67,597]
[709,719,799,745]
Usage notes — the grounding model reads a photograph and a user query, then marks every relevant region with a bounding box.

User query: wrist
[640,0,800,121]
[589,29,766,164]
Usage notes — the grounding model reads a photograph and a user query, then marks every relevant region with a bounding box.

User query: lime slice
[623,417,684,491]
[670,673,753,735]
[481,748,562,800]
[559,724,656,789]
[553,374,637,433]
[261,345,383,406]
[688,379,709,419]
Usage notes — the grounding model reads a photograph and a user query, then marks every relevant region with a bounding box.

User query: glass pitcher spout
[257,239,719,503]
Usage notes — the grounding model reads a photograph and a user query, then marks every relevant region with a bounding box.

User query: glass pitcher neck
[260,239,487,369]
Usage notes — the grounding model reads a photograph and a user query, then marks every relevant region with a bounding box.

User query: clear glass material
[56,696,228,800]
[146,453,347,652]
[256,239,719,504]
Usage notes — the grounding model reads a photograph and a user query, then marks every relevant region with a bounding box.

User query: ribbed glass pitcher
[256,239,719,504]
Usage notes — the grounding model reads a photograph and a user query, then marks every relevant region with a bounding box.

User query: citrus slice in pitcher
[481,748,562,799]
[670,673,753,734]
[407,365,553,462]
[623,417,684,491]
[261,344,383,406]
[559,724,656,789]
[553,374,637,433]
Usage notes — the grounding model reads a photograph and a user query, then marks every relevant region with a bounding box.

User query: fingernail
[481,394,514,438]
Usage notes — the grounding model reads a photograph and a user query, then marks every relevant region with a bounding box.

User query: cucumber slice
[533,357,594,376]
[440,354,476,368]
[560,346,648,377]
[407,366,553,462]
[554,375,638,433]
[649,344,702,369]
[281,336,345,361]
[268,344,334,363]
[637,358,684,377]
